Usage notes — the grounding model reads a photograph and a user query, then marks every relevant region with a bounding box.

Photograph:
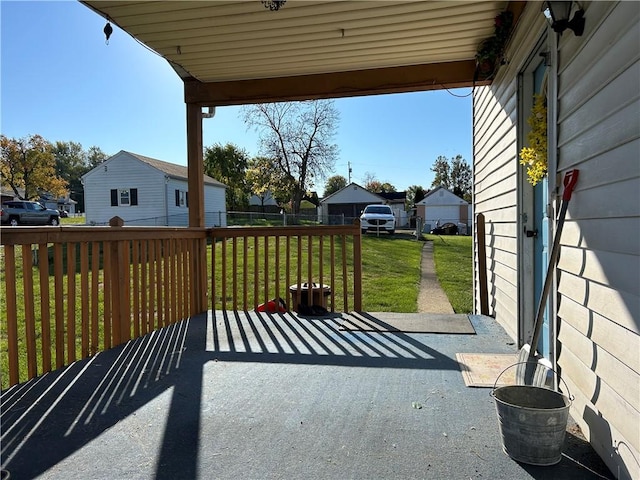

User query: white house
[415,186,471,233]
[82,150,227,227]
[318,182,386,224]
[249,191,279,212]
[473,3,639,478]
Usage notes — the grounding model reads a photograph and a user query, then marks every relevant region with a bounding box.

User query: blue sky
[1,1,473,193]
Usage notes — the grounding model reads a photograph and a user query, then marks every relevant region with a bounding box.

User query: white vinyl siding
[553,2,640,477]
[83,151,227,227]
[473,2,640,478]
[84,153,167,225]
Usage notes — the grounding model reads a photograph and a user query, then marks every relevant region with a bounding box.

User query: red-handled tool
[516,169,579,385]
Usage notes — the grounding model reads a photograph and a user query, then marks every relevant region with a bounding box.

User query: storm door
[518,37,553,359]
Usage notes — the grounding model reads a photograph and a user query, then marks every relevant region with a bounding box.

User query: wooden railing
[0,224,207,389]
[1,223,362,389]
[209,225,362,313]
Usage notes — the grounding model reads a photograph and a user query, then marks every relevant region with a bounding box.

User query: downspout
[164,175,169,225]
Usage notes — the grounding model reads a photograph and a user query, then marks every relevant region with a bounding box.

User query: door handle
[525,229,538,238]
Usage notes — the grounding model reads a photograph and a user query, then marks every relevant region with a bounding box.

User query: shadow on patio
[1,312,612,479]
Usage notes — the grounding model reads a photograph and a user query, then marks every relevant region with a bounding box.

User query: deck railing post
[108,216,130,345]
[353,220,363,311]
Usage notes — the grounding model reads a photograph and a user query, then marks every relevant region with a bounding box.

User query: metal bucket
[491,363,572,466]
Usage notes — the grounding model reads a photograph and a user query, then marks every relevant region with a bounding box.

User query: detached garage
[319,182,385,224]
[415,186,471,233]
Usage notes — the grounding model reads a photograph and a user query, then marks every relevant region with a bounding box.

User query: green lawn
[360,233,423,312]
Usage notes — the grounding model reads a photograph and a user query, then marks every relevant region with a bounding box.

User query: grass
[426,234,473,313]
[360,233,423,312]
[61,215,86,225]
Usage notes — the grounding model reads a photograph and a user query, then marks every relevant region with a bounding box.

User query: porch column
[186,102,208,313]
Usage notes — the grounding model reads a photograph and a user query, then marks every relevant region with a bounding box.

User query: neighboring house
[473,3,639,479]
[318,182,385,224]
[0,185,20,204]
[0,185,76,215]
[40,193,77,215]
[378,191,409,228]
[82,150,227,227]
[249,191,279,213]
[415,186,471,234]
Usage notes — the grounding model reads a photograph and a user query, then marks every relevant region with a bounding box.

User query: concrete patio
[1,311,613,480]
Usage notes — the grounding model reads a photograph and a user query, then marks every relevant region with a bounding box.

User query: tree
[86,146,108,169]
[204,143,250,211]
[430,154,472,202]
[379,182,396,193]
[245,156,289,211]
[406,184,426,210]
[323,174,347,197]
[430,156,451,190]
[362,171,395,193]
[241,100,339,214]
[52,141,89,211]
[0,134,67,200]
[450,155,472,202]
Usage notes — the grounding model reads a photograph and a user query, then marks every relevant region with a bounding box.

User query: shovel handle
[563,169,580,201]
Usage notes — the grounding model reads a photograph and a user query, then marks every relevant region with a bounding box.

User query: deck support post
[186,102,208,313]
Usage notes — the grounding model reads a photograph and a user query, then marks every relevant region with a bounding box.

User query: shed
[81,150,226,226]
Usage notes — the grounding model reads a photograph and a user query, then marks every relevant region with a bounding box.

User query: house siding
[83,152,167,225]
[319,183,383,223]
[554,2,639,478]
[83,151,227,227]
[473,2,639,478]
[416,187,471,233]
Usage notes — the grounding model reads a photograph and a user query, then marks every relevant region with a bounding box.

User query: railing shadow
[1,310,460,479]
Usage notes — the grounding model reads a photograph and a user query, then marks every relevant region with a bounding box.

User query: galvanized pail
[491,363,572,466]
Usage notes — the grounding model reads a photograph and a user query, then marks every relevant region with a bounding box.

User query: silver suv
[1,201,61,226]
[360,204,396,235]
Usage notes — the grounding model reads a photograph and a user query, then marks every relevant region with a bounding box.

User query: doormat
[456,353,518,388]
[338,313,475,334]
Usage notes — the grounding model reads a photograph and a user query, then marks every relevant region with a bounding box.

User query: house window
[175,189,188,207]
[111,188,138,206]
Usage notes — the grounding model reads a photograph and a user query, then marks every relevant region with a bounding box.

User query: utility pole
[348,162,352,183]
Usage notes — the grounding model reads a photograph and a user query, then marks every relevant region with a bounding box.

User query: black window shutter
[110,189,118,206]
[186,192,189,207]
[175,189,180,206]
[130,188,138,206]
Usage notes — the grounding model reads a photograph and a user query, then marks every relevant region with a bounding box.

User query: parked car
[430,222,458,235]
[360,204,396,234]
[58,209,69,218]
[1,201,61,226]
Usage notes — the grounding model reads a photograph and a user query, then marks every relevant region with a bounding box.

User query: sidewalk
[418,240,455,314]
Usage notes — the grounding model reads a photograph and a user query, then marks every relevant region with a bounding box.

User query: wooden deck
[0,312,612,480]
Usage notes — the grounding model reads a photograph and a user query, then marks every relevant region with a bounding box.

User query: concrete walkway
[417,240,455,314]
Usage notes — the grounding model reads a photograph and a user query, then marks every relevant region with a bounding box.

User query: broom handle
[528,170,579,354]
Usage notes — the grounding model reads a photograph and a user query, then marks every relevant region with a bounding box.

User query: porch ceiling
[81,1,524,106]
